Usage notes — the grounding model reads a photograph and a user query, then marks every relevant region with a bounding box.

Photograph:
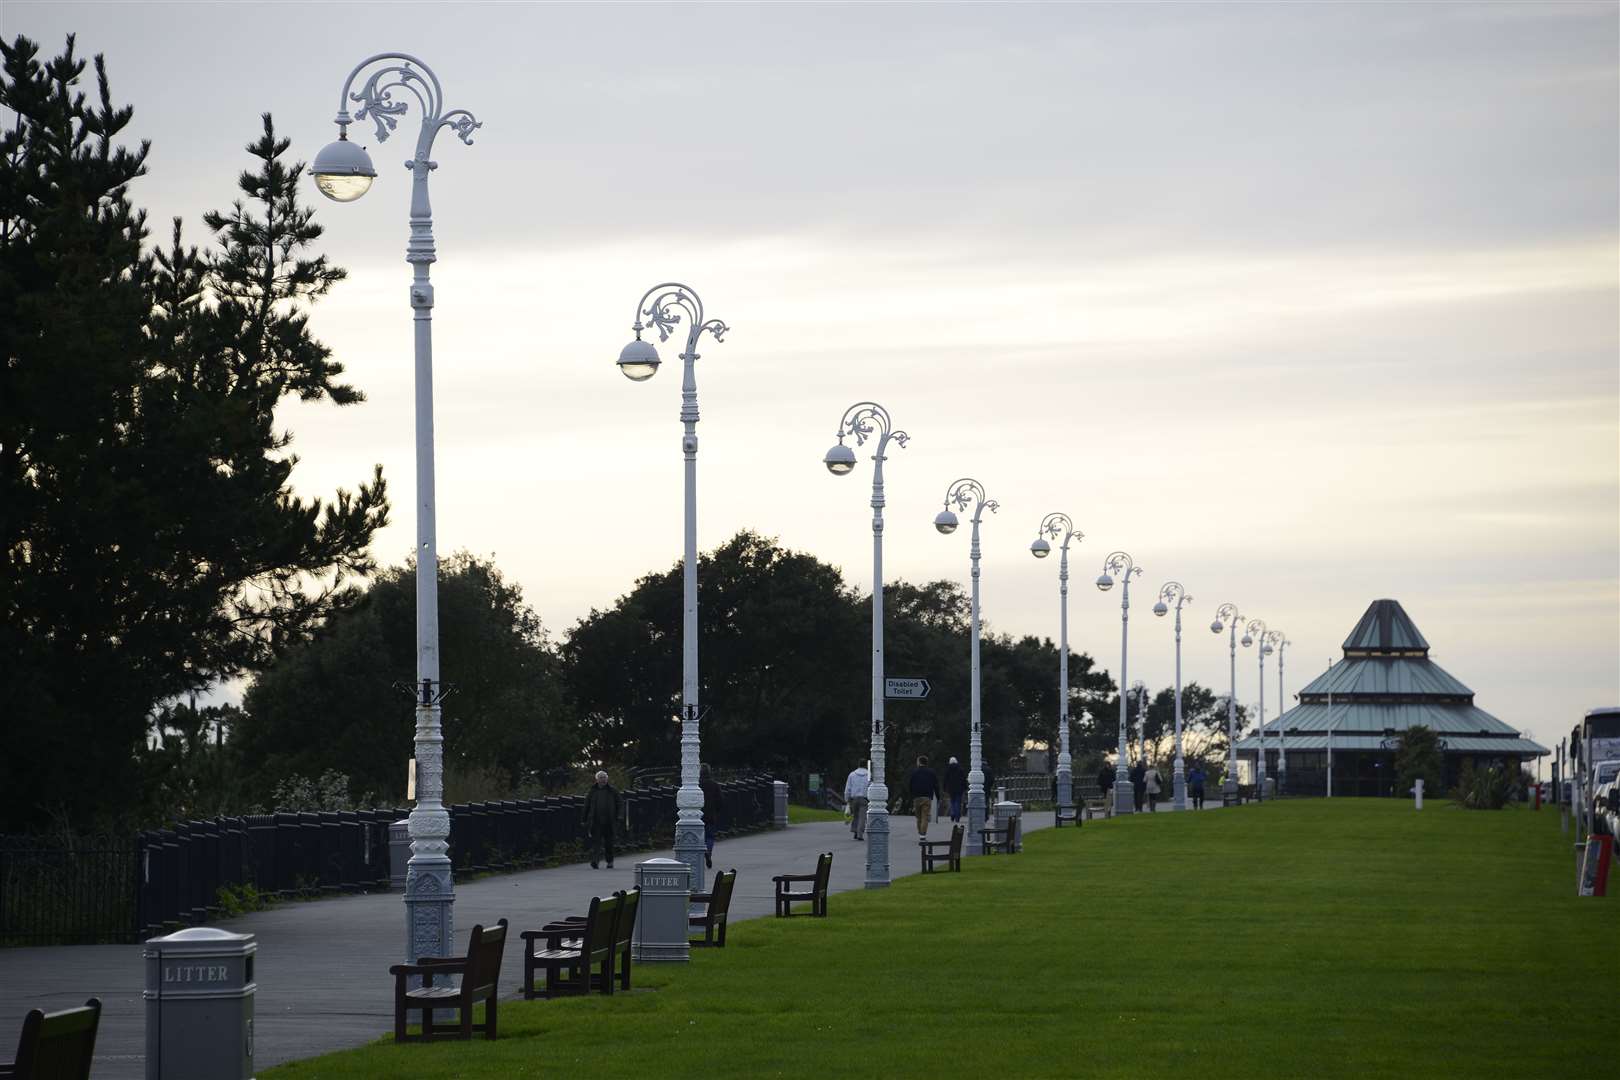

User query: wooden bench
[920,824,964,872]
[773,851,831,917]
[1054,803,1081,827]
[390,919,507,1042]
[521,892,621,999]
[0,996,101,1079]
[690,868,736,947]
[979,815,1021,854]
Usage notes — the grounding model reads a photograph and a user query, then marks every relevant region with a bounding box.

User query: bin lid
[146,926,256,948]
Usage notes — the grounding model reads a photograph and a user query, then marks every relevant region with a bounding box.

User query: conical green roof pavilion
[1234,599,1547,795]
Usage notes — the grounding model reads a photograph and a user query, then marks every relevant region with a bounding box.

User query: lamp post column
[1326,659,1335,798]
[616,285,730,893]
[1154,583,1191,811]
[1031,514,1081,818]
[1246,619,1269,801]
[824,404,908,889]
[1212,604,1242,801]
[1098,553,1141,816]
[1273,634,1289,795]
[1135,683,1147,766]
[312,54,484,967]
[937,480,998,853]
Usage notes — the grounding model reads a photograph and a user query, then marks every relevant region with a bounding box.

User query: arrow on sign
[884,677,931,700]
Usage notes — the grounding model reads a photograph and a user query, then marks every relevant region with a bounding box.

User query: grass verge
[786,803,845,824]
[266,800,1613,1079]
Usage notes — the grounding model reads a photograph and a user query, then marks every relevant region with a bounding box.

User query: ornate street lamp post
[1210,603,1244,802]
[1030,513,1082,820]
[936,479,998,853]
[1268,630,1289,795]
[1133,681,1148,765]
[615,283,729,891]
[1153,582,1192,810]
[1096,552,1143,816]
[312,53,480,965]
[825,403,908,888]
[1243,618,1270,800]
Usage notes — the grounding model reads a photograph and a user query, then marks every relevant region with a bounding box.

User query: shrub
[1451,761,1522,810]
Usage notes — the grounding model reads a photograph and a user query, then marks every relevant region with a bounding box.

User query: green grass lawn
[267,800,1613,1079]
[785,803,845,824]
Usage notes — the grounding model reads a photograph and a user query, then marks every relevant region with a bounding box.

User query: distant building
[1235,599,1547,796]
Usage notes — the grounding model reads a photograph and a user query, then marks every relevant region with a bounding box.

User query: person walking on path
[700,766,726,869]
[1129,759,1147,813]
[908,756,940,837]
[582,770,623,869]
[943,756,967,823]
[1188,763,1207,810]
[1097,762,1116,801]
[844,762,871,841]
[1144,762,1163,812]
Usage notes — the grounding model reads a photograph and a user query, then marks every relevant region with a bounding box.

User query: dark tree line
[1,37,385,831]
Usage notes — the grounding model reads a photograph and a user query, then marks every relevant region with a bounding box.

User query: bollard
[144,927,256,1080]
[772,780,789,829]
[632,857,691,962]
[1412,778,1424,810]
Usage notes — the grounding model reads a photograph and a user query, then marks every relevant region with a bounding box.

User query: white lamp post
[1210,603,1244,802]
[1096,552,1143,816]
[1268,630,1289,795]
[825,403,908,889]
[1244,618,1270,800]
[1325,658,1336,798]
[1152,582,1192,810]
[936,479,998,853]
[1030,513,1082,820]
[1133,681,1148,766]
[312,53,480,965]
[616,283,730,891]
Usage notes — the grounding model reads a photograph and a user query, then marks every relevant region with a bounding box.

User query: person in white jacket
[843,763,871,841]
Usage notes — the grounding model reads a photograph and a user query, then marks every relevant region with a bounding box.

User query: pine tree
[1,36,388,830]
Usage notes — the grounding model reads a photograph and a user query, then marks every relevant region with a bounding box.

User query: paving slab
[0,808,1060,1077]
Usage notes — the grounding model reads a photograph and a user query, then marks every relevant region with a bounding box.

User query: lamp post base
[1172,766,1187,811]
[965,788,987,855]
[1055,766,1073,821]
[1277,768,1287,797]
[864,807,891,888]
[1113,774,1135,816]
[404,856,455,968]
[1223,775,1238,805]
[673,815,706,895]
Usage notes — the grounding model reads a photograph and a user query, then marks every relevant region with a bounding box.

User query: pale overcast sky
[7,1,1617,758]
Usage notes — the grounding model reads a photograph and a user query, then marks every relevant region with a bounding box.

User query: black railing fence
[1,773,776,946]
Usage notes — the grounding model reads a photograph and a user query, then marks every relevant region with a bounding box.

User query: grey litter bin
[144,926,256,1080]
[389,818,411,889]
[632,857,691,963]
[772,780,789,829]
[995,799,1023,853]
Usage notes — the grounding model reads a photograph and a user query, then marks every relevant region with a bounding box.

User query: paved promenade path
[1,809,1074,1078]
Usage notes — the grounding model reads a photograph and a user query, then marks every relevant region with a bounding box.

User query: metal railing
[0,773,778,946]
[0,836,138,946]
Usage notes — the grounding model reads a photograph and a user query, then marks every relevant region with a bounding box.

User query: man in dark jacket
[1129,759,1147,813]
[582,770,623,869]
[1098,763,1116,796]
[943,756,967,822]
[908,755,940,837]
[700,766,725,869]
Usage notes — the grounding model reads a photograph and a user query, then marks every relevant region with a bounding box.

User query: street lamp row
[308,50,1294,957]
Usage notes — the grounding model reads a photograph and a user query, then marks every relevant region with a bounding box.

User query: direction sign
[884,678,931,700]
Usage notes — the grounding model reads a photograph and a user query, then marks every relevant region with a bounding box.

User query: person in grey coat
[582,770,624,869]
